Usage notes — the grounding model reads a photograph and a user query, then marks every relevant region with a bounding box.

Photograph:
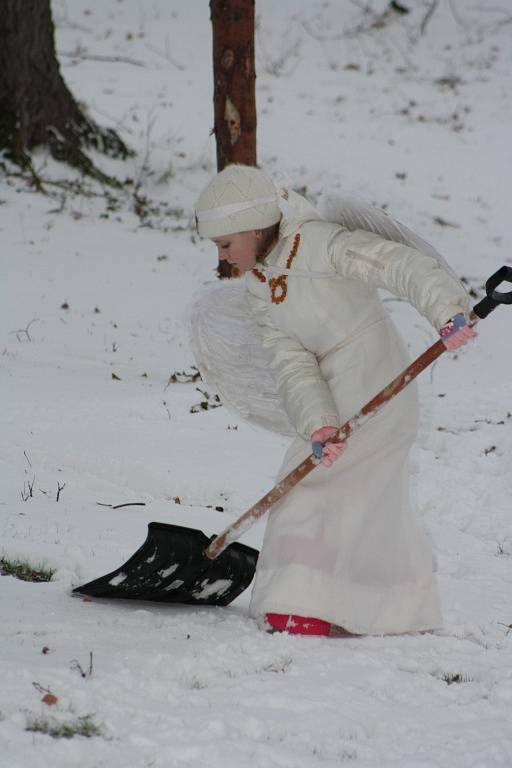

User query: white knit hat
[195,165,281,238]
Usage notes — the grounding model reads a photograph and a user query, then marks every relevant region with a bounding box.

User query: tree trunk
[210,0,257,277]
[0,0,131,185]
[210,0,257,171]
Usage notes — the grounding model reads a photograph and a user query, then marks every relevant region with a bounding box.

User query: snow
[1,1,512,766]
[158,565,179,579]
[192,578,233,600]
[108,573,127,586]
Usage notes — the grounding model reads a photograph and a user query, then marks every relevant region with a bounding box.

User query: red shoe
[265,612,331,636]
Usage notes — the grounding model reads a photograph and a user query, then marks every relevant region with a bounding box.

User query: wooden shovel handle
[205,310,479,560]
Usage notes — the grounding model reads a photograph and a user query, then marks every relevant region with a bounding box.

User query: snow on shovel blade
[73,522,258,606]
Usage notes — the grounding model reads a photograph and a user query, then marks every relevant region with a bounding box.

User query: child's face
[211,231,259,274]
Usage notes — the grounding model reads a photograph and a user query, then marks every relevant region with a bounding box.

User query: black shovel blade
[73,522,258,606]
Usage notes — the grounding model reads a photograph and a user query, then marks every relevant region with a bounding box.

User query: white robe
[243,219,470,635]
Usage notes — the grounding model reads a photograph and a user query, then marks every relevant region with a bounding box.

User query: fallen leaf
[42,693,58,706]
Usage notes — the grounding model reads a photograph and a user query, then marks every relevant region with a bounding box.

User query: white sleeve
[327,227,472,330]
[246,278,340,441]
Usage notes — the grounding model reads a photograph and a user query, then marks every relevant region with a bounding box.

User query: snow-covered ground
[1,1,512,766]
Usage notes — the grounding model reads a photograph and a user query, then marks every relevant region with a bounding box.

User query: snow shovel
[73,266,512,606]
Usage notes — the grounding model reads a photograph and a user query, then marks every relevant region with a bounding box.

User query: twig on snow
[145,40,185,70]
[21,476,35,501]
[420,0,439,36]
[58,49,146,67]
[70,652,93,678]
[10,318,39,342]
[165,366,201,388]
[190,388,222,414]
[96,502,146,509]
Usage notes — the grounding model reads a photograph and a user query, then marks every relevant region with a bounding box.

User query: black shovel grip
[473,266,512,319]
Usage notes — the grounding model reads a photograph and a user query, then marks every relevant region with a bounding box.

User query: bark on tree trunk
[0,0,131,185]
[210,0,257,278]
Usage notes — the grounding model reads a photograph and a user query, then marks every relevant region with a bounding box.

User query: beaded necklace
[251,233,301,305]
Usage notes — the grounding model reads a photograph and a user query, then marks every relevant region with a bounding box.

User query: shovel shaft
[206,315,478,560]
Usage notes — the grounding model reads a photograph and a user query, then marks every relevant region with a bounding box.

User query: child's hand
[439,313,478,350]
[311,426,346,467]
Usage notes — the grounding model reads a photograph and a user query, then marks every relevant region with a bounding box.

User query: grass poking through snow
[0,557,55,582]
[25,714,103,739]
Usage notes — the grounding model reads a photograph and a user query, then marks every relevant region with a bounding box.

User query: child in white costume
[194,165,476,637]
